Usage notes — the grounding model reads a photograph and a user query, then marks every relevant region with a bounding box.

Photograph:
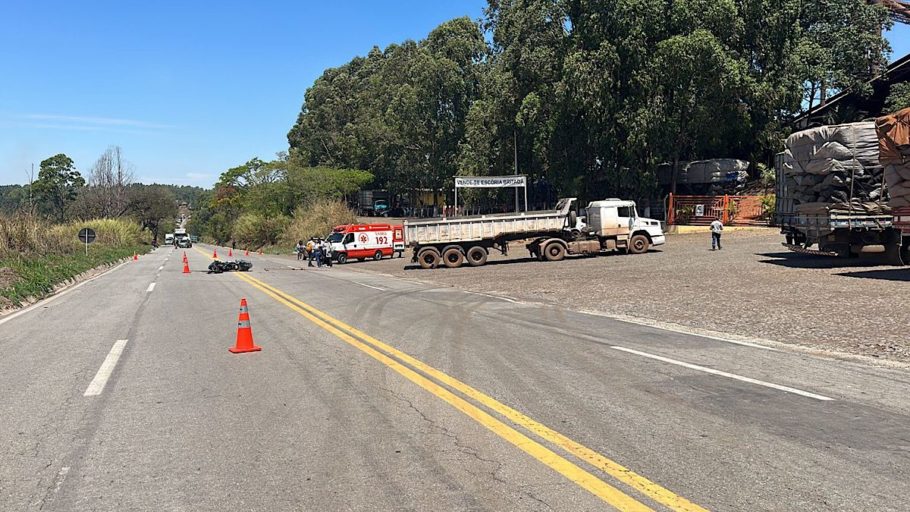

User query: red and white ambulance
[328,223,405,264]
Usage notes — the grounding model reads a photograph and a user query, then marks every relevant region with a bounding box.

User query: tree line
[288,0,897,205]
[4,148,206,242]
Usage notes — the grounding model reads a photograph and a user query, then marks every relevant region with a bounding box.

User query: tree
[127,186,175,243]
[885,82,910,113]
[87,146,134,218]
[33,154,84,222]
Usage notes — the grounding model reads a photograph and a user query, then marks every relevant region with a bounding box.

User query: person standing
[306,238,315,267]
[314,238,324,267]
[295,240,305,261]
[323,239,333,267]
[710,217,724,250]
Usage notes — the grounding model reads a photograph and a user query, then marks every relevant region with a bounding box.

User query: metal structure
[873,0,910,24]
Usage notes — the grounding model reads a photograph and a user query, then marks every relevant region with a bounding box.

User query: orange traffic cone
[228,248,233,257]
[183,260,191,274]
[229,298,261,354]
[182,251,188,263]
[245,249,249,256]
[133,253,138,261]
[213,248,218,258]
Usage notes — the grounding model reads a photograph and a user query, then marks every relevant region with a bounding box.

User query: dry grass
[282,199,357,244]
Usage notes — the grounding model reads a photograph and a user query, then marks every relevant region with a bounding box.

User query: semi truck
[404,198,665,269]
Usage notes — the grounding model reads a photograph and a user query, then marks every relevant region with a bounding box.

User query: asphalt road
[1,244,909,511]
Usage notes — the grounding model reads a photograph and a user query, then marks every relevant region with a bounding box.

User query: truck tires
[417,248,441,269]
[336,253,348,264]
[373,250,383,261]
[466,246,488,266]
[628,234,650,254]
[543,241,566,261]
[442,246,465,268]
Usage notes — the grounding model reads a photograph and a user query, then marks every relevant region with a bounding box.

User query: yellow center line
[232,271,651,512]
[195,246,706,511]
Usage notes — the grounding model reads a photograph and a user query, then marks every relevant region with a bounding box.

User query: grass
[0,214,146,307]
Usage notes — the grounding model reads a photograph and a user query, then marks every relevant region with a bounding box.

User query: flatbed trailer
[404,198,665,268]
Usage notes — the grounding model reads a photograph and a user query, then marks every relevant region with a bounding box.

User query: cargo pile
[875,107,910,208]
[657,159,748,194]
[782,121,889,214]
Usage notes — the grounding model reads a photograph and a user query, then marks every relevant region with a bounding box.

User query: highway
[1,245,909,511]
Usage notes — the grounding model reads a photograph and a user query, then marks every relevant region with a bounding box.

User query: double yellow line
[198,248,706,510]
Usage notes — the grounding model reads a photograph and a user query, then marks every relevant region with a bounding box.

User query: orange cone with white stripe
[229,298,261,354]
[213,248,218,258]
[228,248,233,257]
[182,251,188,263]
[183,260,191,274]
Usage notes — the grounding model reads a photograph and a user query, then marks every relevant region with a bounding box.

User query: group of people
[295,238,333,268]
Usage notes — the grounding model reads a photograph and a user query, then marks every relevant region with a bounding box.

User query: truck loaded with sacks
[404,198,665,269]
[775,108,910,264]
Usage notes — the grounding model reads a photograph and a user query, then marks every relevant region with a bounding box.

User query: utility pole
[513,130,519,212]
[27,163,34,209]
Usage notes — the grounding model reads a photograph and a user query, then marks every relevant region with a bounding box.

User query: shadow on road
[835,269,910,281]
[757,251,893,269]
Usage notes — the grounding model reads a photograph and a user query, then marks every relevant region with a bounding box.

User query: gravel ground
[338,228,910,363]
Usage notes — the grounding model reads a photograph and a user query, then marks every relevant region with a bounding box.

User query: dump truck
[404,198,665,269]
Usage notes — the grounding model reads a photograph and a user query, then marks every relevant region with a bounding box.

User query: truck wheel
[466,246,488,266]
[373,250,383,261]
[543,242,566,262]
[628,234,649,254]
[336,253,347,264]
[417,248,440,269]
[442,247,465,268]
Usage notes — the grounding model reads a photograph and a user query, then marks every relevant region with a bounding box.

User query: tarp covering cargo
[875,108,910,208]
[782,122,888,213]
[657,159,748,186]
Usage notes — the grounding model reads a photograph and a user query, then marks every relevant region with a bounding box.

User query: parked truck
[404,198,665,269]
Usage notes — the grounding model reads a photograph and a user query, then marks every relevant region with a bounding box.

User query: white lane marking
[611,346,834,401]
[0,261,129,327]
[582,310,779,351]
[84,339,129,396]
[158,265,164,271]
[353,282,385,291]
[468,291,521,304]
[146,282,156,293]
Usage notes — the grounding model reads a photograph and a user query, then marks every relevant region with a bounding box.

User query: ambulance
[328,223,405,264]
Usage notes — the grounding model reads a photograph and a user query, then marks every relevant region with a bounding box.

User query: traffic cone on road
[228,248,233,257]
[229,298,261,354]
[183,251,188,262]
[183,260,191,274]
[245,249,249,256]
[133,253,138,261]
[213,248,218,259]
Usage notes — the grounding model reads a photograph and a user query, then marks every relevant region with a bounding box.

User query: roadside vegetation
[0,214,145,307]
[0,147,189,308]
[187,158,369,249]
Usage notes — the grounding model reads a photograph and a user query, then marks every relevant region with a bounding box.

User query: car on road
[177,237,192,248]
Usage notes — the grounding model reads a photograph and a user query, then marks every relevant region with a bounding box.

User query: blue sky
[0,1,907,187]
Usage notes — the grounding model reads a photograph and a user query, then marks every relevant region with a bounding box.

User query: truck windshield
[327,233,344,243]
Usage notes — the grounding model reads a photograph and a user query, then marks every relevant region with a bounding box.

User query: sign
[694,204,705,217]
[455,176,527,188]
[78,228,96,244]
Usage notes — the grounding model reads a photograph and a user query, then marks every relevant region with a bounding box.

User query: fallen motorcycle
[207,259,253,274]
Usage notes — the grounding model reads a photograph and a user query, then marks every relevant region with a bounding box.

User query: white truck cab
[585,199,666,249]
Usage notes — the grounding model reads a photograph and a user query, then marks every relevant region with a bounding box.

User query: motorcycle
[207,259,253,274]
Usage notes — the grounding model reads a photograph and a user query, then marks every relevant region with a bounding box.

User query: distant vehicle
[177,237,192,248]
[164,233,174,245]
[405,198,665,269]
[373,199,390,216]
[328,223,405,264]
